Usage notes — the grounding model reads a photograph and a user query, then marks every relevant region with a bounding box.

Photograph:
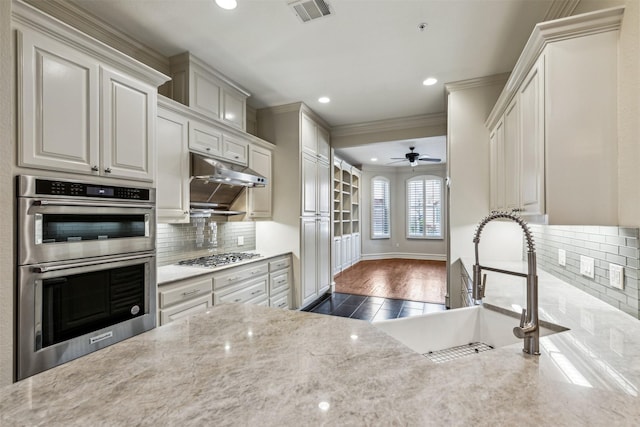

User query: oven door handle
[34,200,153,209]
[31,253,154,273]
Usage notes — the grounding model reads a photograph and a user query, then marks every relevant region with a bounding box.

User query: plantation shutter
[407,176,442,239]
[371,177,390,238]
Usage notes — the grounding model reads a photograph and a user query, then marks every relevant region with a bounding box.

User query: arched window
[371,176,390,239]
[407,175,443,239]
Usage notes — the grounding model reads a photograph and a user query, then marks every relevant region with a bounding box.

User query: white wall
[446,78,524,309]
[360,164,447,260]
[0,0,14,386]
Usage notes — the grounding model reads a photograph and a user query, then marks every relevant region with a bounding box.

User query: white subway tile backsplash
[530,224,640,318]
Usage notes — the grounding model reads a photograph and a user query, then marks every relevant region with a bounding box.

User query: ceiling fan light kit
[388,146,441,166]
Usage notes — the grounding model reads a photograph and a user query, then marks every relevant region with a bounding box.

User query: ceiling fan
[388,147,441,166]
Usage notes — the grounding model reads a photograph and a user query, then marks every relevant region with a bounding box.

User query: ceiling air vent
[288,0,332,23]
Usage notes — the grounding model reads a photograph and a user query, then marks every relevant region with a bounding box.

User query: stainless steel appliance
[189,153,267,217]
[177,252,261,268]
[17,175,157,380]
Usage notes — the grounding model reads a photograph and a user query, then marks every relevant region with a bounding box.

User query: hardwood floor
[334,259,447,304]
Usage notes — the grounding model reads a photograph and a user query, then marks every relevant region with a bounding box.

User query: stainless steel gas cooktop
[177,252,261,268]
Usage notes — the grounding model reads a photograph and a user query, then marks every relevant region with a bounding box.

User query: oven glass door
[39,263,145,349]
[19,200,155,265]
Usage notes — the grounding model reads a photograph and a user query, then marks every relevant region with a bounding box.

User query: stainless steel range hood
[190,153,267,217]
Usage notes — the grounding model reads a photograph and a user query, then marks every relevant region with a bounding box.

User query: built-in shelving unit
[332,156,361,276]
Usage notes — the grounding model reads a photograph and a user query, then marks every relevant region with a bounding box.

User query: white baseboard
[361,252,447,262]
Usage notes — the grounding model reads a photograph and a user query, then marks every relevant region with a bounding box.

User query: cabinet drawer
[189,121,223,157]
[159,276,212,308]
[160,294,212,325]
[222,134,248,165]
[215,276,268,304]
[269,257,290,272]
[213,262,269,289]
[269,292,289,310]
[270,271,290,294]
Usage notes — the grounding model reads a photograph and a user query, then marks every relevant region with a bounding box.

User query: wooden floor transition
[334,259,447,304]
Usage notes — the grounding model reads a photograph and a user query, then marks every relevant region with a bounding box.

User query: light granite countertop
[2,259,640,425]
[157,250,292,285]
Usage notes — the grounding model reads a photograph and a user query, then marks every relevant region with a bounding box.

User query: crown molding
[543,0,581,22]
[20,0,170,74]
[331,113,446,138]
[486,6,624,129]
[445,73,510,94]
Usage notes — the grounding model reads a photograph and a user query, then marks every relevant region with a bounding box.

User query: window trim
[406,175,443,240]
[371,176,390,239]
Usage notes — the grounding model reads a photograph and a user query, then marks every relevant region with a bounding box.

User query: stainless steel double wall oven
[17,175,157,380]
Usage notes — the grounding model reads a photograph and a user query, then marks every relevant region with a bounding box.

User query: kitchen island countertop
[2,259,640,425]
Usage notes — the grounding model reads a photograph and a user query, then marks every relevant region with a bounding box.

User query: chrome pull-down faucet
[472,211,540,355]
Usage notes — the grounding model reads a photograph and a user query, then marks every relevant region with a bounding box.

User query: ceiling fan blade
[390,157,406,160]
[419,158,441,162]
[385,159,407,165]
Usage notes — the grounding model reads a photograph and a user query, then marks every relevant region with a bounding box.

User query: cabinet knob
[104,168,112,174]
[91,165,99,172]
[206,147,211,151]
[184,211,189,215]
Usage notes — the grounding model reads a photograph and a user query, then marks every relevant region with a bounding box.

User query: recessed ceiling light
[371,158,378,162]
[318,96,330,104]
[423,77,438,86]
[216,0,237,10]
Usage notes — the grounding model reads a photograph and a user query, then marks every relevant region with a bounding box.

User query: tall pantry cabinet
[257,103,331,309]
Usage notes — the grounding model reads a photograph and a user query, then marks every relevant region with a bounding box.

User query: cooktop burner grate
[177,252,261,268]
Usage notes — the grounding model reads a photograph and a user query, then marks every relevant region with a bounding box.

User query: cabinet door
[318,218,331,295]
[352,232,360,264]
[222,134,248,165]
[519,55,545,216]
[190,67,221,119]
[157,108,190,223]
[222,89,246,130]
[491,121,506,210]
[18,29,100,174]
[301,113,317,155]
[301,218,318,307]
[333,237,342,275]
[247,144,272,218]
[503,98,520,211]
[317,125,330,162]
[342,235,352,269]
[101,67,156,181]
[301,152,318,216]
[318,159,331,216]
[189,120,223,157]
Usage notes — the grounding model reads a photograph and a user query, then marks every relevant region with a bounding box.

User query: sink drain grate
[423,342,494,363]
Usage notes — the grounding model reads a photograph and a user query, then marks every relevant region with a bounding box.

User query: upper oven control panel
[33,178,151,201]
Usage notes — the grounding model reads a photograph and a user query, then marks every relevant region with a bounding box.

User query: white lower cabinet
[301,217,330,308]
[268,256,291,309]
[333,237,342,275]
[158,276,213,325]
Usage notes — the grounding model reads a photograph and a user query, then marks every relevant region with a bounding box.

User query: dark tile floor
[303,292,447,322]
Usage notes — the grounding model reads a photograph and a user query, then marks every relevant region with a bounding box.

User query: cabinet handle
[184,211,189,215]
[206,147,211,151]
[277,279,286,285]
[251,290,262,295]
[234,298,242,302]
[182,289,200,297]
[278,302,287,308]
[228,277,239,282]
[91,165,99,172]
[234,155,239,159]
[104,168,112,174]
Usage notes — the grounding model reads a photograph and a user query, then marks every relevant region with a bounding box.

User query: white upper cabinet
[247,143,272,218]
[188,120,223,158]
[301,112,330,216]
[486,7,623,225]
[301,112,330,162]
[157,103,190,224]
[14,2,169,182]
[100,67,156,181]
[168,52,249,131]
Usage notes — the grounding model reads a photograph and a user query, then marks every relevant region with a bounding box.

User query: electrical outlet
[558,249,566,266]
[610,263,624,289]
[580,255,595,279]
[237,236,244,246]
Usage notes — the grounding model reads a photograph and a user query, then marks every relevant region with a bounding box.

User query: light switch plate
[580,255,595,279]
[610,263,624,289]
[558,249,566,266]
[237,236,244,246]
